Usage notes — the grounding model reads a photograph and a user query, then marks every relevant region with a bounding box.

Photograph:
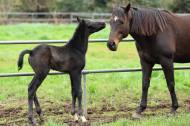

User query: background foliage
[0,0,190,13]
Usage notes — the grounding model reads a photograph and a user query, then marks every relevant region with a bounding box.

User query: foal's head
[77,17,106,35]
[107,3,132,51]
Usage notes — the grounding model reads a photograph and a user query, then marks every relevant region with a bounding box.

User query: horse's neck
[130,33,150,43]
[68,25,89,54]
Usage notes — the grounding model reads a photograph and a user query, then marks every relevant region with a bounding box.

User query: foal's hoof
[39,114,44,122]
[80,116,87,123]
[132,112,143,119]
[73,113,79,122]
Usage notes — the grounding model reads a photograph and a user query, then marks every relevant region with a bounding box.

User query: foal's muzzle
[107,41,117,51]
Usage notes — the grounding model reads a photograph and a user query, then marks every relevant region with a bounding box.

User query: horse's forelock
[112,7,126,19]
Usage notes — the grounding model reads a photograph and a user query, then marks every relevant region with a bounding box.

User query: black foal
[17,17,105,125]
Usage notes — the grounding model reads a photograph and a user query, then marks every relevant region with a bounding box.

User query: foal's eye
[88,25,95,29]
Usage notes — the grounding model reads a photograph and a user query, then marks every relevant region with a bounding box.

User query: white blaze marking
[114,16,119,22]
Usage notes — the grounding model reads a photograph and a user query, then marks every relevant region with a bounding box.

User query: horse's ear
[76,17,81,23]
[124,3,131,13]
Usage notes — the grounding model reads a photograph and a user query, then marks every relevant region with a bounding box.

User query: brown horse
[107,3,190,118]
[18,17,105,125]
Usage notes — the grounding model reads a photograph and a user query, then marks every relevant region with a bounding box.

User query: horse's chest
[136,43,159,63]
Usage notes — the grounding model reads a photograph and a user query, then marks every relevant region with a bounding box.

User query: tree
[170,0,190,13]
[19,0,54,12]
[0,0,175,13]
[52,0,85,12]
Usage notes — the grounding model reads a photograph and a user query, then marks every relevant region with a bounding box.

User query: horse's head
[77,17,106,35]
[107,3,132,51]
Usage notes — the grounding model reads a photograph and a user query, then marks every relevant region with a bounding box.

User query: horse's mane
[130,7,174,36]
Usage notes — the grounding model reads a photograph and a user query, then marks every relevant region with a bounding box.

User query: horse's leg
[133,59,154,119]
[69,71,87,122]
[34,93,43,121]
[160,57,178,113]
[69,71,79,121]
[76,74,86,123]
[28,76,38,125]
[28,70,49,125]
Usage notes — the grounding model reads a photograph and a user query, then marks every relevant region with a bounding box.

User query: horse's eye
[109,20,113,24]
[119,31,124,35]
[118,20,124,24]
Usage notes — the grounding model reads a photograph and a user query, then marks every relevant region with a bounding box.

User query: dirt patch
[0,99,190,126]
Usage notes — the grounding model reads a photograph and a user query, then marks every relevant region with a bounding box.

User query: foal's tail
[17,49,32,71]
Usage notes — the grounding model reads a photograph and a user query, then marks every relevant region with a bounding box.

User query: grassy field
[0,23,190,126]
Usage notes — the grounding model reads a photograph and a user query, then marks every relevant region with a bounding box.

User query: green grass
[43,113,190,126]
[98,113,190,126]
[0,23,190,126]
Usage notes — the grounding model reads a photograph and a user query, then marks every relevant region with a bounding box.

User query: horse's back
[170,14,190,62]
[177,14,190,21]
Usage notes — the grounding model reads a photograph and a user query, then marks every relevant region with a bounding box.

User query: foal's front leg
[69,71,87,122]
[133,59,154,119]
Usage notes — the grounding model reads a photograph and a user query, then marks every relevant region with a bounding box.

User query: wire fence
[1,38,190,116]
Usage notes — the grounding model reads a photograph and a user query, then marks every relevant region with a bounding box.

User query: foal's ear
[81,19,86,25]
[76,17,81,23]
[124,3,131,13]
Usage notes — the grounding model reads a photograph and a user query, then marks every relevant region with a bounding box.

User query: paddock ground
[0,24,190,126]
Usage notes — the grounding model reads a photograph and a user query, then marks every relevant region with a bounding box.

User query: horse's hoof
[132,112,142,119]
[80,116,87,123]
[73,113,79,122]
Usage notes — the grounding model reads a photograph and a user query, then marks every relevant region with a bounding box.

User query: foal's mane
[130,7,174,36]
[67,20,88,54]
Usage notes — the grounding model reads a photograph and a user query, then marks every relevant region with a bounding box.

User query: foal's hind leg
[34,93,43,121]
[28,71,49,125]
[160,57,178,113]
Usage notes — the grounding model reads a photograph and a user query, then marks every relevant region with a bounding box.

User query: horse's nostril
[110,41,115,46]
[107,41,117,51]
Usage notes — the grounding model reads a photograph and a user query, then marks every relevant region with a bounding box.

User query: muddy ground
[0,99,190,126]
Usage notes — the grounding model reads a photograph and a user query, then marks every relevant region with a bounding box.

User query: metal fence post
[31,13,34,23]
[70,13,74,23]
[82,73,87,117]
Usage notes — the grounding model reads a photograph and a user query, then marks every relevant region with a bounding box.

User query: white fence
[0,12,111,24]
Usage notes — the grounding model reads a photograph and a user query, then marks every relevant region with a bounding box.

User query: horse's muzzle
[107,41,117,51]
